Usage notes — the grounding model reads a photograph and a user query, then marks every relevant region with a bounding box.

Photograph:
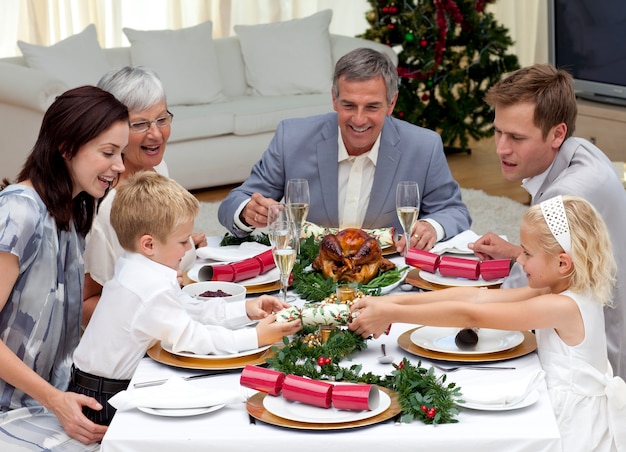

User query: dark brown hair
[484,64,577,140]
[16,85,129,236]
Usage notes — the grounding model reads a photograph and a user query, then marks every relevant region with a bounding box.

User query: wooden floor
[190,138,530,205]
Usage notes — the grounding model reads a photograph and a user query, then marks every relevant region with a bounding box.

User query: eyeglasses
[129,111,174,133]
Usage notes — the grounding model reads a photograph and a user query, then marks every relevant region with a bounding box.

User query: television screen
[549,0,626,105]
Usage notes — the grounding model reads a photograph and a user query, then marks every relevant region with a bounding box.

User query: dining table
[101,246,563,452]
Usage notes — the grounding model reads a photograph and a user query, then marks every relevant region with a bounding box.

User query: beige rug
[195,188,528,245]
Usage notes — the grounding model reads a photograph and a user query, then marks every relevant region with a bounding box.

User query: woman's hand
[48,389,108,444]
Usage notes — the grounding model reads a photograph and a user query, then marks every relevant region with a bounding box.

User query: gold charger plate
[398,327,537,362]
[147,342,275,370]
[245,280,282,294]
[246,386,401,430]
[405,268,501,291]
[381,245,397,256]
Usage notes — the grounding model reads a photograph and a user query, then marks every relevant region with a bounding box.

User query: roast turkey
[312,228,395,284]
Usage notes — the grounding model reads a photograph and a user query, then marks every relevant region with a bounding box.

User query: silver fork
[431,363,515,373]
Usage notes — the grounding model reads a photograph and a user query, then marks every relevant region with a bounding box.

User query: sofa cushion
[230,95,333,135]
[167,104,234,142]
[17,24,110,87]
[234,10,333,96]
[167,94,333,141]
[123,21,223,106]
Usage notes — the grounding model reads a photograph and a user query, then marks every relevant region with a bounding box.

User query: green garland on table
[219,233,461,423]
[266,326,462,425]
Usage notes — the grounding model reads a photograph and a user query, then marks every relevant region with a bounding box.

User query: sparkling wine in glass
[270,220,297,303]
[285,179,310,255]
[267,203,287,247]
[396,181,420,257]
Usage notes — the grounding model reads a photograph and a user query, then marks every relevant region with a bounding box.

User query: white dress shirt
[73,252,257,380]
[337,129,379,228]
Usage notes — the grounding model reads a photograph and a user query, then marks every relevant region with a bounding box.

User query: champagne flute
[396,181,420,257]
[271,220,297,304]
[285,179,310,256]
[267,203,287,246]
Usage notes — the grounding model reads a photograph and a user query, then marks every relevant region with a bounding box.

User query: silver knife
[133,371,226,388]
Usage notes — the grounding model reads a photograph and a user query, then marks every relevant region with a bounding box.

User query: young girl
[0,86,128,445]
[350,195,625,451]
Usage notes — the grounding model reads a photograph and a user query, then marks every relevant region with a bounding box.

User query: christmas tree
[360,0,520,152]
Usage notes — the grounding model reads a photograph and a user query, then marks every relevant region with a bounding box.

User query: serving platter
[247,386,401,430]
[398,327,537,363]
[147,342,275,370]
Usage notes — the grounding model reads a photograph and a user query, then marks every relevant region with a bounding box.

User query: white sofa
[0,17,397,190]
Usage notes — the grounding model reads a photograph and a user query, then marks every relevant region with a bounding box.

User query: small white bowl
[182,281,246,302]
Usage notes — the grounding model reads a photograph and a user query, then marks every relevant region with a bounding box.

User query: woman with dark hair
[0,85,128,445]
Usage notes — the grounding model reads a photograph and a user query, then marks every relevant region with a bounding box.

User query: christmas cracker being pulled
[276,303,350,327]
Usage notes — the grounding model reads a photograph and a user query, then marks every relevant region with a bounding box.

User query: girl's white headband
[539,195,571,255]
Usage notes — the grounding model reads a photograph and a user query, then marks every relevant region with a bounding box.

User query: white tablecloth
[101,289,562,452]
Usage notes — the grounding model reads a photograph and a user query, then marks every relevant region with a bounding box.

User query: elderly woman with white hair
[82,66,206,327]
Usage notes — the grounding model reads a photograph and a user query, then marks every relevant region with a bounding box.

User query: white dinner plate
[456,390,539,411]
[262,390,391,424]
[137,404,224,417]
[410,327,525,355]
[419,270,503,287]
[187,265,280,285]
[161,342,271,360]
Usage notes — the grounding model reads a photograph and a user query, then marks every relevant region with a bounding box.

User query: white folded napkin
[195,242,270,262]
[460,369,545,406]
[109,377,244,411]
[430,230,480,255]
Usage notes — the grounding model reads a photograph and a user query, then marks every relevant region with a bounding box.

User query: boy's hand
[256,314,301,346]
[246,295,290,320]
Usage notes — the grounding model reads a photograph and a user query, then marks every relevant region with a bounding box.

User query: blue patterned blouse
[0,185,84,410]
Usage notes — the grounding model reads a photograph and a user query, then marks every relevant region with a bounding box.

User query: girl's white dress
[536,290,626,451]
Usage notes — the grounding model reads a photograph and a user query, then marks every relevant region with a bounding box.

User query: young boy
[69,171,301,425]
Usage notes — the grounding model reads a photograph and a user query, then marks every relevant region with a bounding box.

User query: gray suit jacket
[218,112,471,238]
[504,137,626,377]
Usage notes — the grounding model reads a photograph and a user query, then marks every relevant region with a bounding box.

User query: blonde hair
[523,195,616,305]
[111,171,199,251]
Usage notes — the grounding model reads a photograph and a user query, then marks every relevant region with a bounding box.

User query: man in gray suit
[470,64,626,378]
[218,48,471,252]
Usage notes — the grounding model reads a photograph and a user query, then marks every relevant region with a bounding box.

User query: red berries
[317,356,332,366]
